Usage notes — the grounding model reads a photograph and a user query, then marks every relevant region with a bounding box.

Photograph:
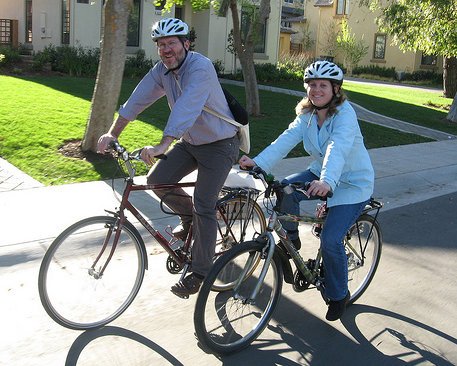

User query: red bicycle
[38,142,266,330]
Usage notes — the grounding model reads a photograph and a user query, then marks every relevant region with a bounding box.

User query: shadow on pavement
[65,326,184,366]
[216,301,456,365]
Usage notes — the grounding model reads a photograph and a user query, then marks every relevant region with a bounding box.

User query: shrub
[352,65,397,79]
[402,70,442,84]
[0,46,21,67]
[124,49,155,78]
[36,44,100,77]
[213,59,225,77]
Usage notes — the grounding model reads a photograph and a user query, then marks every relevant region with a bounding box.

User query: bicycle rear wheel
[194,241,283,355]
[345,214,382,304]
[215,194,266,253]
[38,216,146,330]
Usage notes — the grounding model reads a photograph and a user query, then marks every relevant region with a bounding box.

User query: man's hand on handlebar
[97,134,117,154]
[140,145,167,165]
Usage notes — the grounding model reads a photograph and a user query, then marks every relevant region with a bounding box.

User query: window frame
[373,33,386,60]
[241,6,267,55]
[336,0,349,16]
[25,0,32,43]
[62,0,70,45]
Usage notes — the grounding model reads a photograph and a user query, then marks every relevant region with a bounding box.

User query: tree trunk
[81,0,132,152]
[447,92,457,123]
[229,0,271,117]
[444,57,457,123]
[443,56,457,98]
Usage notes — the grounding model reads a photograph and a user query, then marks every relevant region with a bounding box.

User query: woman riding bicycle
[239,61,375,321]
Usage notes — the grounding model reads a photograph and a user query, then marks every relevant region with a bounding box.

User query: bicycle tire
[194,240,283,355]
[213,195,266,292]
[346,214,382,304]
[38,216,147,330]
[215,195,266,253]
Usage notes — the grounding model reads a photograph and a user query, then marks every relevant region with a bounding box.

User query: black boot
[326,291,350,321]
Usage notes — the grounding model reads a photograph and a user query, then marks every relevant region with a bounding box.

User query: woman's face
[306,79,334,108]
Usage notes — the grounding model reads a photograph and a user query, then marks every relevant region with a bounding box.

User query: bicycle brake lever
[130,148,168,161]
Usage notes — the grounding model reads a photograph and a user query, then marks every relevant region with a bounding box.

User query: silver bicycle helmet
[304,61,344,85]
[151,18,189,41]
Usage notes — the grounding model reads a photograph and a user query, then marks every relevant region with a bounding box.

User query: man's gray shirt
[118,51,238,145]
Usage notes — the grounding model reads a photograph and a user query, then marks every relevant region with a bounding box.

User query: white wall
[0,0,26,44]
[72,0,102,49]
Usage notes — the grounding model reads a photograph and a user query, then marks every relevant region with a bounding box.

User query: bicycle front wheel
[346,214,382,304]
[213,196,266,291]
[194,241,283,355]
[38,216,146,330]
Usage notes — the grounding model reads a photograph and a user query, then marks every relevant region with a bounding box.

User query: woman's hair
[295,83,347,116]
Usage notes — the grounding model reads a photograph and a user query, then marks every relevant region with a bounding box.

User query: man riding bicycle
[97,18,240,298]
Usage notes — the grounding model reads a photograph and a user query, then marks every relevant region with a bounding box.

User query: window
[373,34,386,59]
[127,0,140,47]
[62,0,70,44]
[241,7,267,54]
[336,0,349,15]
[25,0,32,43]
[175,6,184,20]
[77,0,89,3]
[155,0,165,15]
[421,53,437,66]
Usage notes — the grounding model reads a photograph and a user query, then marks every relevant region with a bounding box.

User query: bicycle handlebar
[246,165,333,199]
[109,141,167,162]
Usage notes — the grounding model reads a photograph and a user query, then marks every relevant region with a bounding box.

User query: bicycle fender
[274,247,294,284]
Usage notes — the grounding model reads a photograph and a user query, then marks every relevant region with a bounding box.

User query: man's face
[157,36,189,70]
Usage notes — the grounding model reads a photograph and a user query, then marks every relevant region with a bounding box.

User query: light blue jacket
[253,100,374,207]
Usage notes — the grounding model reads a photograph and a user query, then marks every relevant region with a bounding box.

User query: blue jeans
[280,170,368,301]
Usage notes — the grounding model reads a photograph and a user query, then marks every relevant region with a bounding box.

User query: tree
[161,0,271,116]
[82,0,271,153]
[363,0,457,122]
[336,18,369,75]
[82,0,133,151]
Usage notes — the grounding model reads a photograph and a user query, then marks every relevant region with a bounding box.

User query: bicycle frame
[91,175,264,280]
[90,176,197,278]
[239,166,383,302]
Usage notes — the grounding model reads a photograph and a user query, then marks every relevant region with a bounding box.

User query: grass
[269,79,456,135]
[1,74,450,186]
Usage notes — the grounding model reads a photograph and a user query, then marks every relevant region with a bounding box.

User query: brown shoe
[170,273,203,299]
[172,222,191,240]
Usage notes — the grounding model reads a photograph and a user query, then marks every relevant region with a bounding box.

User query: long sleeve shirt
[253,101,375,207]
[118,51,238,145]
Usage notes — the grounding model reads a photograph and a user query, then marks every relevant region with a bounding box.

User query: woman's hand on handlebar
[306,180,332,198]
[238,155,256,170]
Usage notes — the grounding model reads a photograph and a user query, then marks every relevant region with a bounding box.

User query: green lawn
[1,74,446,185]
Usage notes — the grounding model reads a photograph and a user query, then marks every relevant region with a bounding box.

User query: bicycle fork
[88,215,124,279]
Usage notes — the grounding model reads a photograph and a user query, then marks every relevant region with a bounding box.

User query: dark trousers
[147,136,239,276]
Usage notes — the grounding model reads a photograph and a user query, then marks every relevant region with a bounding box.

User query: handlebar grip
[293,181,333,199]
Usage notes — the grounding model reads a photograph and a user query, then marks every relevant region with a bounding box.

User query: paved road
[1,192,456,365]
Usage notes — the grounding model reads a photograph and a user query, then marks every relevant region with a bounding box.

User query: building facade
[280,0,443,74]
[0,0,281,74]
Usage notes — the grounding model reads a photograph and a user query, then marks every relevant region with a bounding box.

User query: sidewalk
[1,139,457,247]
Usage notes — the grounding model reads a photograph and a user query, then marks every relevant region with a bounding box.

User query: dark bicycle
[38,142,266,330]
[194,166,382,354]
